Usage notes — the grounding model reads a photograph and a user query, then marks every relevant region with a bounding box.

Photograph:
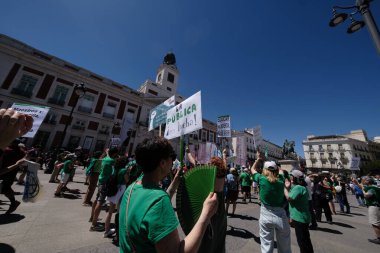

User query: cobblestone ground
[0,168,378,253]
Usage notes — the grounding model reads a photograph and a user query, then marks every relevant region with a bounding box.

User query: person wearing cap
[251,151,291,253]
[284,170,314,253]
[240,167,252,203]
[362,176,380,245]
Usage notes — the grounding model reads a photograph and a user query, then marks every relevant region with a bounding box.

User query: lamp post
[58,83,87,150]
[329,0,380,56]
[46,83,86,173]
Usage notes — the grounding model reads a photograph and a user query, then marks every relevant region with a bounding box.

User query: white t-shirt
[305,176,313,200]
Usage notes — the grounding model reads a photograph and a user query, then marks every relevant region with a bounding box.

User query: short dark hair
[115,156,128,170]
[135,137,174,173]
[108,147,119,157]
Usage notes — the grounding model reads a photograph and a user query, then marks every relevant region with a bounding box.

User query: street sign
[148,95,175,131]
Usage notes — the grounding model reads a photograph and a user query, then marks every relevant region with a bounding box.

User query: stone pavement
[0,168,379,253]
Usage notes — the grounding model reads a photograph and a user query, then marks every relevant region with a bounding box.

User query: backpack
[105,167,118,197]
[227,175,238,191]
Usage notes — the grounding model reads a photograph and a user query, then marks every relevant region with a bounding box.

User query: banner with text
[164,91,202,140]
[149,95,175,131]
[11,103,50,138]
[232,136,247,166]
[217,115,231,137]
[251,126,263,149]
[350,157,361,171]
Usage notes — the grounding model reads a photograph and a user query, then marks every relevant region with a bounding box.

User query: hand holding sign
[0,108,33,149]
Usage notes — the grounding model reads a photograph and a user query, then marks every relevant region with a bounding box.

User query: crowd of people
[1,107,380,252]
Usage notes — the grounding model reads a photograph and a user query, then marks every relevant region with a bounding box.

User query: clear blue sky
[1,0,379,156]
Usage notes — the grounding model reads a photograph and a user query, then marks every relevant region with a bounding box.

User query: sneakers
[104,228,116,238]
[89,224,105,232]
[368,238,380,245]
[5,200,20,214]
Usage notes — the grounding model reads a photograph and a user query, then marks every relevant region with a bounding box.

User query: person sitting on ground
[284,170,314,253]
[251,151,291,253]
[362,176,380,245]
[119,137,218,253]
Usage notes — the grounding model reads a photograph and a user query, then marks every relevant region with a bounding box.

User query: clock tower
[155,52,179,95]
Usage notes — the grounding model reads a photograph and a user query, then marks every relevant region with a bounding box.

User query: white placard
[149,95,175,131]
[251,126,263,148]
[11,103,50,138]
[164,91,202,140]
[350,157,361,171]
[110,137,121,147]
[217,115,231,137]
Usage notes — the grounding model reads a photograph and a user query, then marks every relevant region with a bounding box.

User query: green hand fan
[176,165,216,235]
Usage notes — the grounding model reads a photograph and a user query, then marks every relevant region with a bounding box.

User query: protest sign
[11,103,50,138]
[217,115,231,137]
[251,126,263,149]
[110,138,121,147]
[232,136,247,166]
[350,157,361,170]
[149,95,175,131]
[164,91,202,140]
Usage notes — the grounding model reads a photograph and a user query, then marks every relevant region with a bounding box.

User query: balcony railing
[48,98,65,106]
[78,106,92,113]
[11,88,33,98]
[98,130,110,135]
[102,112,115,119]
[72,125,85,131]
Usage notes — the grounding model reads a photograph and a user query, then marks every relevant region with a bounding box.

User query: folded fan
[176,165,216,235]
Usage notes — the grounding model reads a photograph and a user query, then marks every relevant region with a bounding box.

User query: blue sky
[1,0,379,156]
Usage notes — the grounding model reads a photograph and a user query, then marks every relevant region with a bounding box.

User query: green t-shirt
[119,183,179,253]
[117,168,128,185]
[85,158,101,175]
[98,156,115,185]
[62,160,73,174]
[253,173,285,207]
[288,185,311,224]
[240,172,252,187]
[364,185,380,206]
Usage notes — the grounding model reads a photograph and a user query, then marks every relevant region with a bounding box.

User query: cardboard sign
[11,103,50,138]
[149,95,175,131]
[164,91,202,140]
[217,115,231,137]
[251,126,263,148]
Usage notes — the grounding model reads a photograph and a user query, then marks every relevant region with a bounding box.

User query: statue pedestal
[278,160,299,172]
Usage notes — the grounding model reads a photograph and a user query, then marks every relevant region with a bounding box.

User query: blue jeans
[336,194,350,213]
[259,205,292,253]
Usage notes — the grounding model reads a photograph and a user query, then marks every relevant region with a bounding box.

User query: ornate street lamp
[329,0,380,56]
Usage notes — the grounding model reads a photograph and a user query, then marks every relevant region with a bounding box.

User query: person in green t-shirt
[284,170,314,253]
[54,155,75,197]
[89,147,119,232]
[119,137,218,253]
[251,151,291,253]
[240,168,252,203]
[362,176,380,245]
[83,151,103,206]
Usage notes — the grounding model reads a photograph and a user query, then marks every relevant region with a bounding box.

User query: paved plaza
[0,168,378,253]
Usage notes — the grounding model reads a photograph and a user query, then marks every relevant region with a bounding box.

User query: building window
[103,102,116,119]
[148,89,158,96]
[72,119,86,131]
[11,74,38,98]
[94,140,106,151]
[99,125,110,135]
[48,85,68,106]
[167,87,172,91]
[310,153,315,158]
[78,94,95,113]
[209,132,215,142]
[67,136,81,150]
[202,130,207,142]
[167,73,175,83]
[43,112,57,125]
[328,153,333,158]
[157,73,162,82]
[318,145,323,151]
[33,131,50,148]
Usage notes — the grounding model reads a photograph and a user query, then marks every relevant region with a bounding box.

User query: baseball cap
[291,170,304,178]
[263,161,277,171]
